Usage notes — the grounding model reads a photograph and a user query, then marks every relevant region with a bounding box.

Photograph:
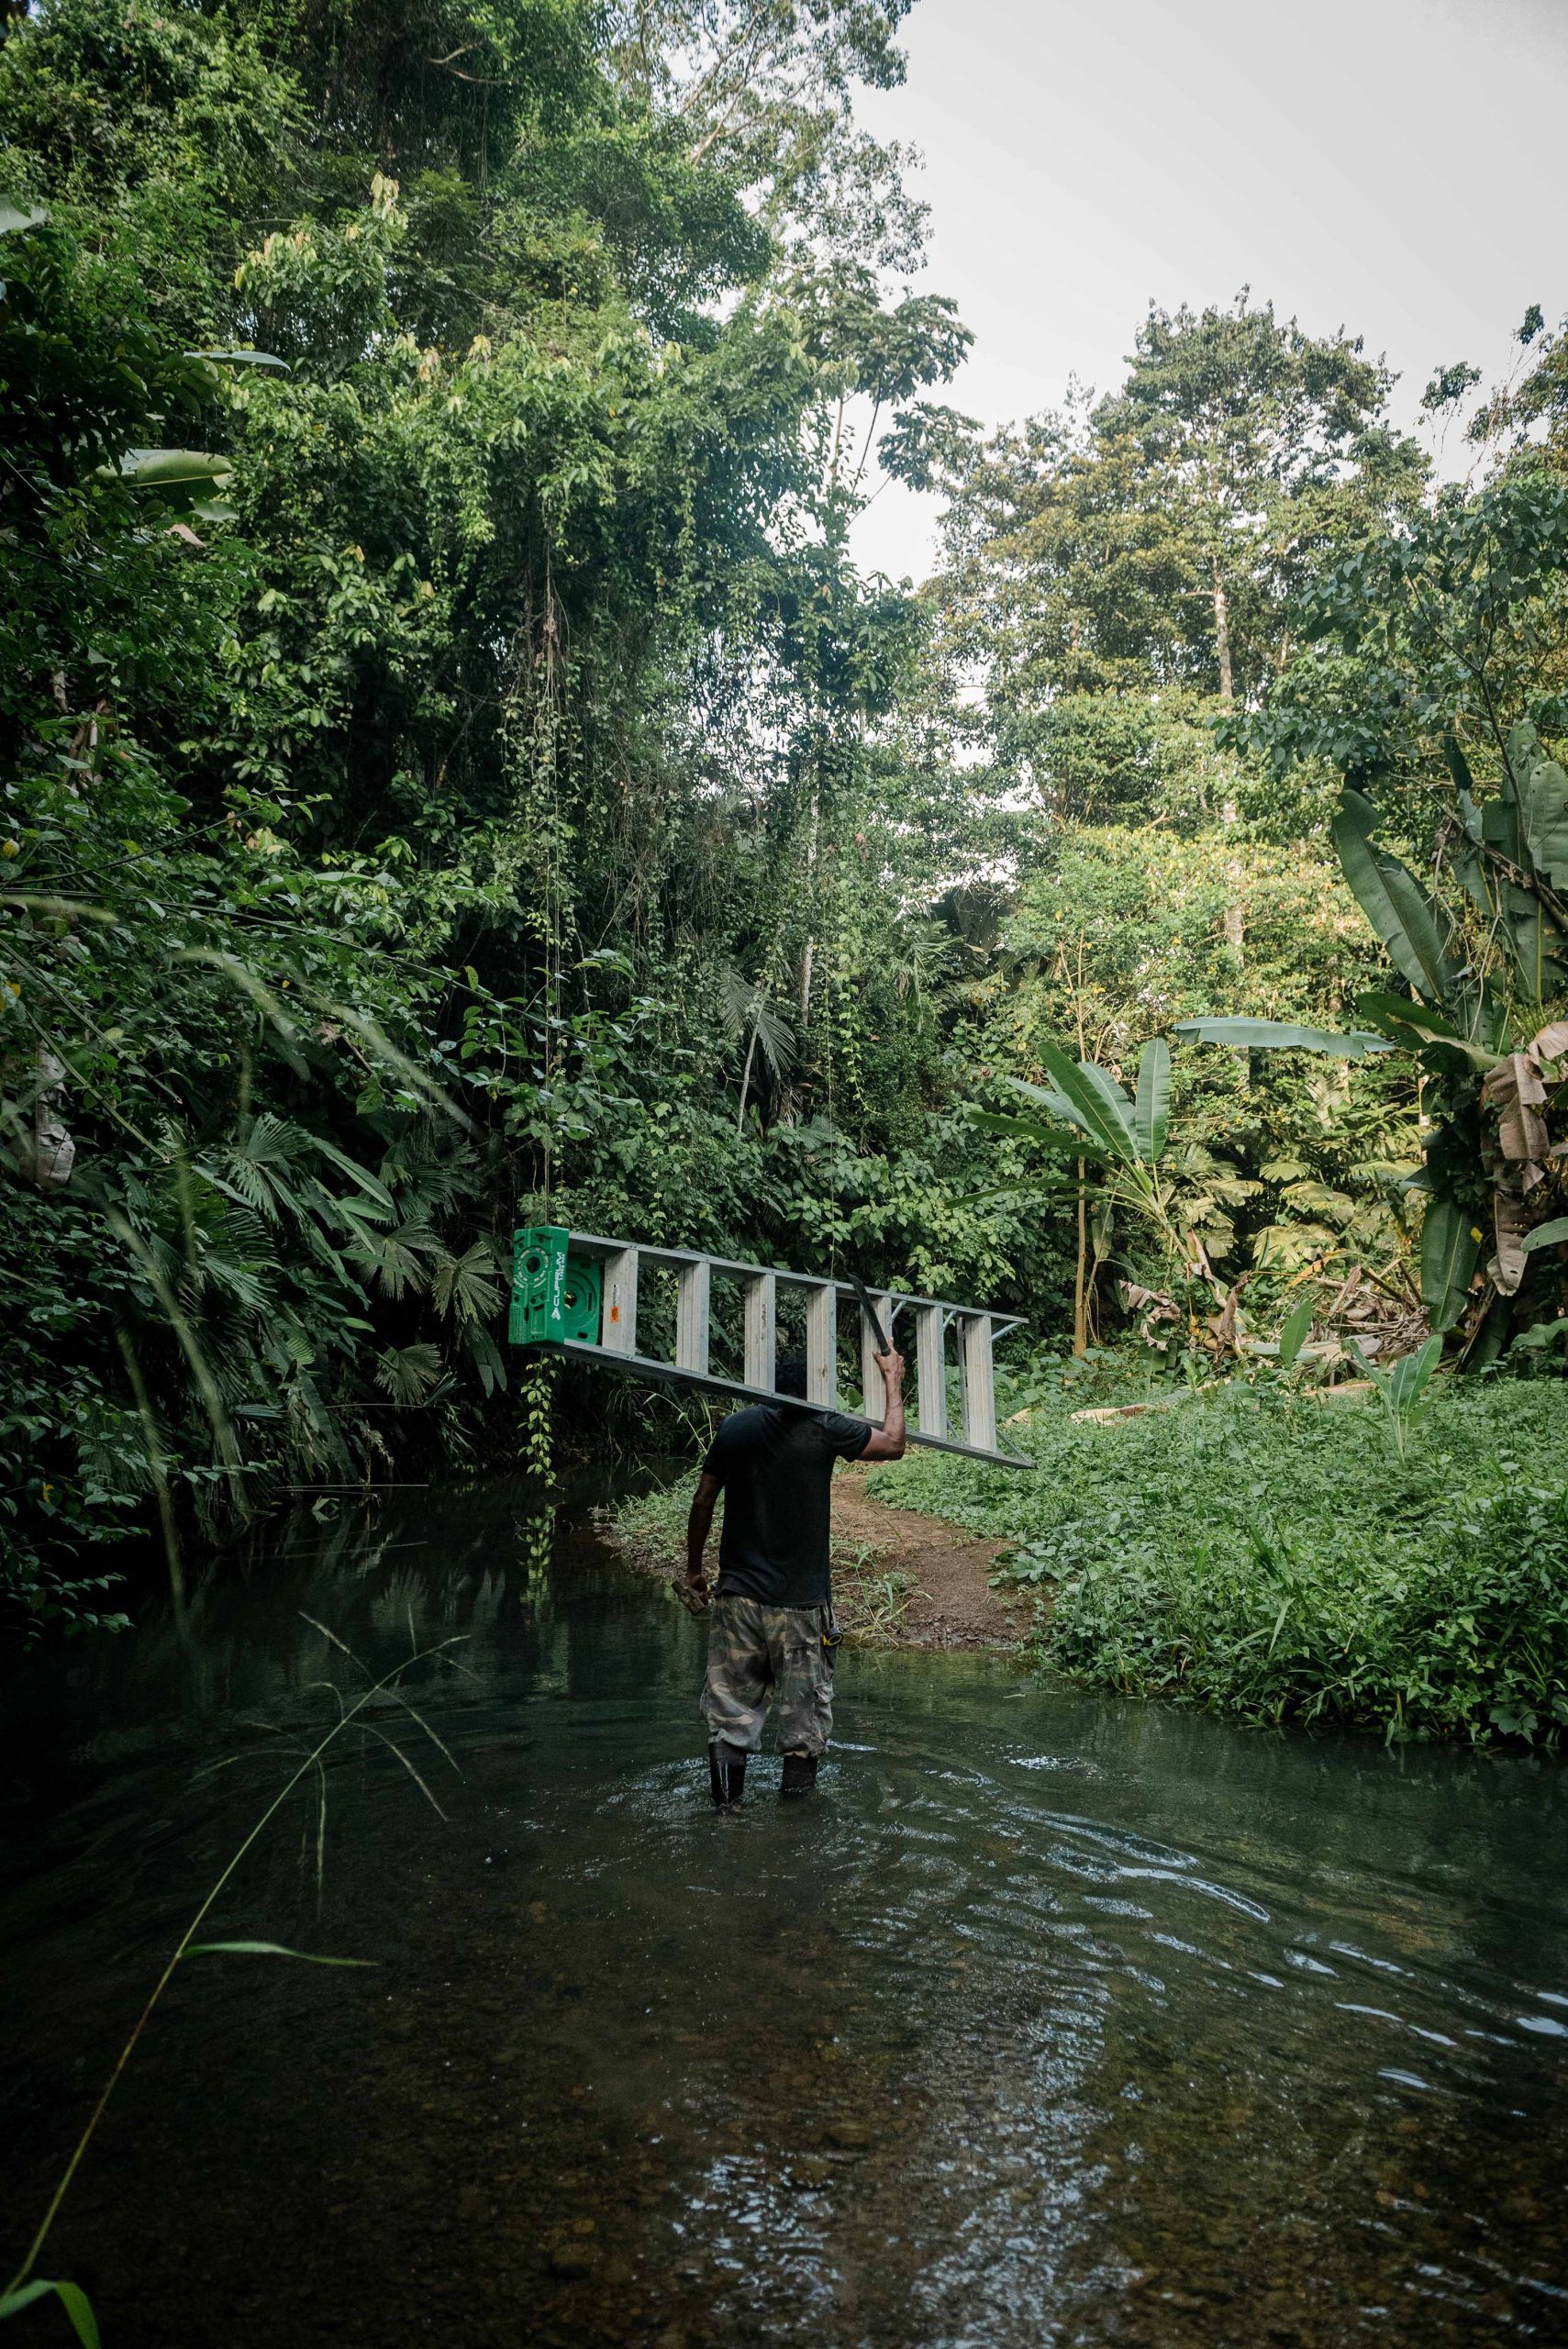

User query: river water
[2,1483,1566,2348]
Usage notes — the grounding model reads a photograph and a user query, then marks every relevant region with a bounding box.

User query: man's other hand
[873,1348,906,1387]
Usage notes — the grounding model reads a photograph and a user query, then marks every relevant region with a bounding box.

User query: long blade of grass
[0,2277,100,2346]
[299,1612,462,1772]
[357,1724,449,1820]
[183,1941,373,1966]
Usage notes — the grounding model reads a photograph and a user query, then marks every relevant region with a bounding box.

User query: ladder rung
[743,1271,776,1389]
[915,1303,946,1441]
[860,1291,895,1424]
[805,1283,836,1408]
[675,1259,710,1375]
[603,1244,638,1356]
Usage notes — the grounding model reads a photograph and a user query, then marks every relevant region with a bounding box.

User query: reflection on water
[2,1483,1566,2347]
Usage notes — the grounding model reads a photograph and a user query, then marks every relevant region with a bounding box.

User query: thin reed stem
[3,1630,466,2299]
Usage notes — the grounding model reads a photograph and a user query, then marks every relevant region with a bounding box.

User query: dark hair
[774,1351,808,1398]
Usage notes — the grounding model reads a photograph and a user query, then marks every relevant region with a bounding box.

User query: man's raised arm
[861,1350,906,1461]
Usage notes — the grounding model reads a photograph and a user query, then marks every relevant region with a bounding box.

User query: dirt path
[830,1465,1024,1651]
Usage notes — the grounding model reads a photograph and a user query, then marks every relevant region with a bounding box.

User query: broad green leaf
[1420,1197,1482,1331]
[185,347,290,370]
[968,1108,1084,1152]
[1351,986,1502,1071]
[1442,732,1476,799]
[999,1072,1081,1125]
[1500,878,1568,1000]
[1522,1216,1568,1255]
[103,448,235,491]
[1355,988,1463,1040]
[183,1940,374,1965]
[1133,1038,1170,1162]
[306,1133,396,1215]
[1353,990,1499,1072]
[1073,1056,1140,1147]
[1031,1037,1140,1167]
[1509,1315,1568,1353]
[465,1318,508,1398]
[0,2279,100,2347]
[1173,1016,1389,1060]
[1385,1333,1442,1412]
[1524,754,1568,890]
[1506,719,1543,804]
[1331,791,1456,1001]
[1482,791,1523,865]
[1277,1290,1316,1367]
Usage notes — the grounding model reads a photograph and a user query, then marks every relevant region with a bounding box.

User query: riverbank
[601,1464,1024,1650]
[873,1373,1568,1746]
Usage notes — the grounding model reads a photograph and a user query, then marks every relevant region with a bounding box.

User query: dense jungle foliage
[5,0,1568,1649]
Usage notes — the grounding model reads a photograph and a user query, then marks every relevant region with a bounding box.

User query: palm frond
[375,1341,444,1406]
[433,1241,504,1326]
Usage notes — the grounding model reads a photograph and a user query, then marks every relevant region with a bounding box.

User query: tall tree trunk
[1213,559,1244,983]
[1073,1162,1088,1357]
[735,1018,761,1135]
[1212,557,1233,702]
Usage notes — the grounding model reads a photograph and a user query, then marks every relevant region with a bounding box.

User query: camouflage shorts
[701,1594,835,1757]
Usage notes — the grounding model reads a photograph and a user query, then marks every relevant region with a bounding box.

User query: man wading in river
[682,1345,906,1802]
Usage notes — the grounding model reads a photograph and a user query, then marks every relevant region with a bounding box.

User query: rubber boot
[780,1751,818,1798]
[708,1739,749,1805]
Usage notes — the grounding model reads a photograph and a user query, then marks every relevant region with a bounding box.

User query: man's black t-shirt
[703,1404,873,1608]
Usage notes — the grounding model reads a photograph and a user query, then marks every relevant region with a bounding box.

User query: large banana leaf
[186,347,290,371]
[1522,1216,1568,1255]
[1000,1071,1079,1124]
[97,449,236,507]
[1419,1196,1482,1332]
[1523,753,1568,890]
[1331,791,1456,1001]
[1134,1038,1170,1162]
[1385,1331,1444,1413]
[1173,1016,1389,1059]
[1500,877,1568,999]
[968,1108,1084,1153]
[1354,991,1499,1074]
[1025,1038,1140,1166]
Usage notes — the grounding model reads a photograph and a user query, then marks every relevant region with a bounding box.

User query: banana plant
[1176,748,1568,1357]
[1348,1330,1444,1461]
[973,1033,1255,1341]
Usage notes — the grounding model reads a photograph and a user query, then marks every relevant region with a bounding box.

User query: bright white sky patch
[850,0,1568,584]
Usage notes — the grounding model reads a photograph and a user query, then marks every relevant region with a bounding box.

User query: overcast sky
[848,0,1568,584]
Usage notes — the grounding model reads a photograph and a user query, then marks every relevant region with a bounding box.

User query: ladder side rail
[554,1342,1031,1464]
[675,1258,711,1376]
[743,1271,776,1390]
[566,1231,1026,1334]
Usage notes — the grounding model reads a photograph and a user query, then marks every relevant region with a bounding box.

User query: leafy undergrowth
[603,1479,917,1644]
[869,1376,1568,1744]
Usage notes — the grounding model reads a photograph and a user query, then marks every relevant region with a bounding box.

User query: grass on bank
[870,1366,1568,1745]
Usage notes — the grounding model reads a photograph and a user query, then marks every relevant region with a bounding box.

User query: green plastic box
[509,1226,602,1346]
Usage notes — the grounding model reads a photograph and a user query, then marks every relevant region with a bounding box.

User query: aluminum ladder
[508,1225,1030,1468]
